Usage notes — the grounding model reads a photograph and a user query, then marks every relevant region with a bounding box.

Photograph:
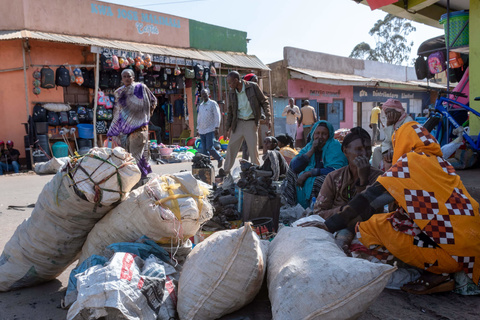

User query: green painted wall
[189,20,247,53]
[470,0,480,136]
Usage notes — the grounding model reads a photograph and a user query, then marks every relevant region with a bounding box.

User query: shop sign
[310,89,341,98]
[90,3,181,37]
[353,86,427,102]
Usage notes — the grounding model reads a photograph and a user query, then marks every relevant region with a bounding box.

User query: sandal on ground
[401,273,454,295]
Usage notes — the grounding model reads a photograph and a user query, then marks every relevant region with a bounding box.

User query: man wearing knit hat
[371,99,413,170]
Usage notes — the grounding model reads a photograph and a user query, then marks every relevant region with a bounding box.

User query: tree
[350,14,416,65]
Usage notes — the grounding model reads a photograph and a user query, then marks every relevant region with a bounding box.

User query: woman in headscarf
[304,121,480,294]
[372,99,413,171]
[275,134,298,164]
[107,69,157,179]
[283,120,348,208]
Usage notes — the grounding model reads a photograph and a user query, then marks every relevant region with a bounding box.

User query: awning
[0,30,269,70]
[288,66,445,90]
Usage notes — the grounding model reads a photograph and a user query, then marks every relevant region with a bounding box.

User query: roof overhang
[288,66,446,90]
[0,30,270,70]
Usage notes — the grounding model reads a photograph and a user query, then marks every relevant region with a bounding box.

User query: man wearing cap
[221,71,271,176]
[282,98,301,147]
[0,140,20,175]
[299,100,317,144]
[371,99,413,170]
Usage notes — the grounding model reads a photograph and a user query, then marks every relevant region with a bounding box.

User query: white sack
[0,148,141,291]
[34,156,69,174]
[78,172,212,264]
[71,147,141,206]
[67,253,177,320]
[177,224,267,320]
[268,227,396,320]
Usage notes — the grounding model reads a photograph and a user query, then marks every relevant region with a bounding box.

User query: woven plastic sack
[34,156,69,174]
[177,223,267,320]
[268,227,396,320]
[70,147,141,206]
[67,252,177,320]
[78,172,212,264]
[0,149,141,291]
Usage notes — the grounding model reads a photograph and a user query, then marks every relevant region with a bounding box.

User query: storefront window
[333,99,345,122]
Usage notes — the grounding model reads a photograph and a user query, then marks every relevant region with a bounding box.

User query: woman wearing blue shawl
[283,120,348,208]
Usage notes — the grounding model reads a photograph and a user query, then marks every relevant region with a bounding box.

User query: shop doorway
[327,102,341,130]
[318,103,327,120]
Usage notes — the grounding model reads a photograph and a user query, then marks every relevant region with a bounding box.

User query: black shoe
[217,168,227,177]
[218,158,224,168]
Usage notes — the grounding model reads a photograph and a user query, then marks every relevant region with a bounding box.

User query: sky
[101,0,444,65]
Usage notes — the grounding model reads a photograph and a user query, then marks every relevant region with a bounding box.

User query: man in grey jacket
[221,71,271,176]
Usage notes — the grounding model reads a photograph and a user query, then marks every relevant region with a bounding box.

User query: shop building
[267,47,442,138]
[0,0,269,167]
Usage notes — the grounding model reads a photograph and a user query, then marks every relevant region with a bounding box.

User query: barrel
[77,124,94,139]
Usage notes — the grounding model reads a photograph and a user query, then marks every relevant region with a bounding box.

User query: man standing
[282,98,301,146]
[369,104,383,145]
[221,71,271,176]
[197,88,223,168]
[0,140,20,175]
[299,100,317,144]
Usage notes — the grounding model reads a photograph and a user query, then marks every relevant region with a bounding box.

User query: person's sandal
[401,274,454,295]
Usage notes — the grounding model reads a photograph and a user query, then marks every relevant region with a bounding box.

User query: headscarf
[295,120,348,206]
[377,121,480,284]
[383,99,407,130]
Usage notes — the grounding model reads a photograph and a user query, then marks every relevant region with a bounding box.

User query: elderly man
[221,71,271,176]
[371,99,413,170]
[197,88,223,168]
[282,98,301,147]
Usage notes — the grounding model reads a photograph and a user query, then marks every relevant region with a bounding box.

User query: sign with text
[353,87,428,102]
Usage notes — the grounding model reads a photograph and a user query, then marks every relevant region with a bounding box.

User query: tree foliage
[350,14,416,65]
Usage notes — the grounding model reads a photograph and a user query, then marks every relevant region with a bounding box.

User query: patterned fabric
[282,167,325,207]
[363,121,480,285]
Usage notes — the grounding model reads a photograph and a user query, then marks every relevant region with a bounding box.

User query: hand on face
[385,109,401,126]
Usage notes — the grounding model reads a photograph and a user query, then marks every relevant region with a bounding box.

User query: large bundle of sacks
[78,172,212,264]
[0,147,141,291]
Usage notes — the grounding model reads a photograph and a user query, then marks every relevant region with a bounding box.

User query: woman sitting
[275,134,298,165]
[304,121,480,294]
[284,120,348,208]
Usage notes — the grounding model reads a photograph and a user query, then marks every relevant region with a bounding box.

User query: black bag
[77,106,88,123]
[109,70,121,88]
[47,111,60,126]
[32,103,47,122]
[415,56,428,80]
[176,75,185,89]
[99,70,110,89]
[55,66,70,87]
[80,68,90,88]
[68,110,79,125]
[96,105,109,120]
[100,54,113,70]
[194,64,204,80]
[96,121,108,134]
[59,111,69,125]
[87,108,94,122]
[40,66,55,89]
[203,66,210,82]
[81,68,95,89]
[144,73,155,88]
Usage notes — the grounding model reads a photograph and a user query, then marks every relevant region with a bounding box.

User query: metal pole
[268,69,274,135]
[93,52,100,147]
[445,0,450,141]
[22,40,29,118]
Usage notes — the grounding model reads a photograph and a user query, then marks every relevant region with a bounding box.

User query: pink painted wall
[288,79,354,128]
[0,40,91,158]
[0,0,189,48]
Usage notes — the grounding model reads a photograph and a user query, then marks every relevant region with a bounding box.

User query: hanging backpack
[414,56,428,80]
[144,73,155,88]
[203,66,210,82]
[86,68,95,88]
[448,52,464,69]
[101,54,113,70]
[80,68,91,88]
[59,111,69,125]
[428,51,446,74]
[194,64,204,80]
[40,66,55,89]
[32,103,48,122]
[77,106,88,123]
[185,68,195,79]
[87,107,94,122]
[109,70,121,88]
[68,110,79,125]
[96,121,108,134]
[96,105,109,120]
[99,70,110,89]
[55,66,70,87]
[176,75,185,89]
[47,111,60,126]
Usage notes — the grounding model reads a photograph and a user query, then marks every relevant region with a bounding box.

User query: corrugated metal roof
[288,66,445,89]
[0,30,269,70]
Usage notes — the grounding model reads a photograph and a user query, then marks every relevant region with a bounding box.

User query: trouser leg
[206,131,222,161]
[12,161,20,173]
[224,124,245,173]
[244,121,260,165]
[200,134,207,156]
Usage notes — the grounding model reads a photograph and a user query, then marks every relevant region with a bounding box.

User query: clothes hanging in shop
[174,98,187,117]
[162,101,173,123]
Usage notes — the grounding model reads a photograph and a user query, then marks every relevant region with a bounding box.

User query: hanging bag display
[109,70,121,88]
[100,54,113,70]
[40,66,55,89]
[74,68,84,86]
[96,121,108,134]
[448,52,464,69]
[47,111,60,126]
[68,110,79,125]
[428,51,446,74]
[414,56,428,80]
[33,103,48,122]
[59,111,69,125]
[194,64,204,80]
[55,66,71,87]
[77,106,88,123]
[99,70,110,89]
